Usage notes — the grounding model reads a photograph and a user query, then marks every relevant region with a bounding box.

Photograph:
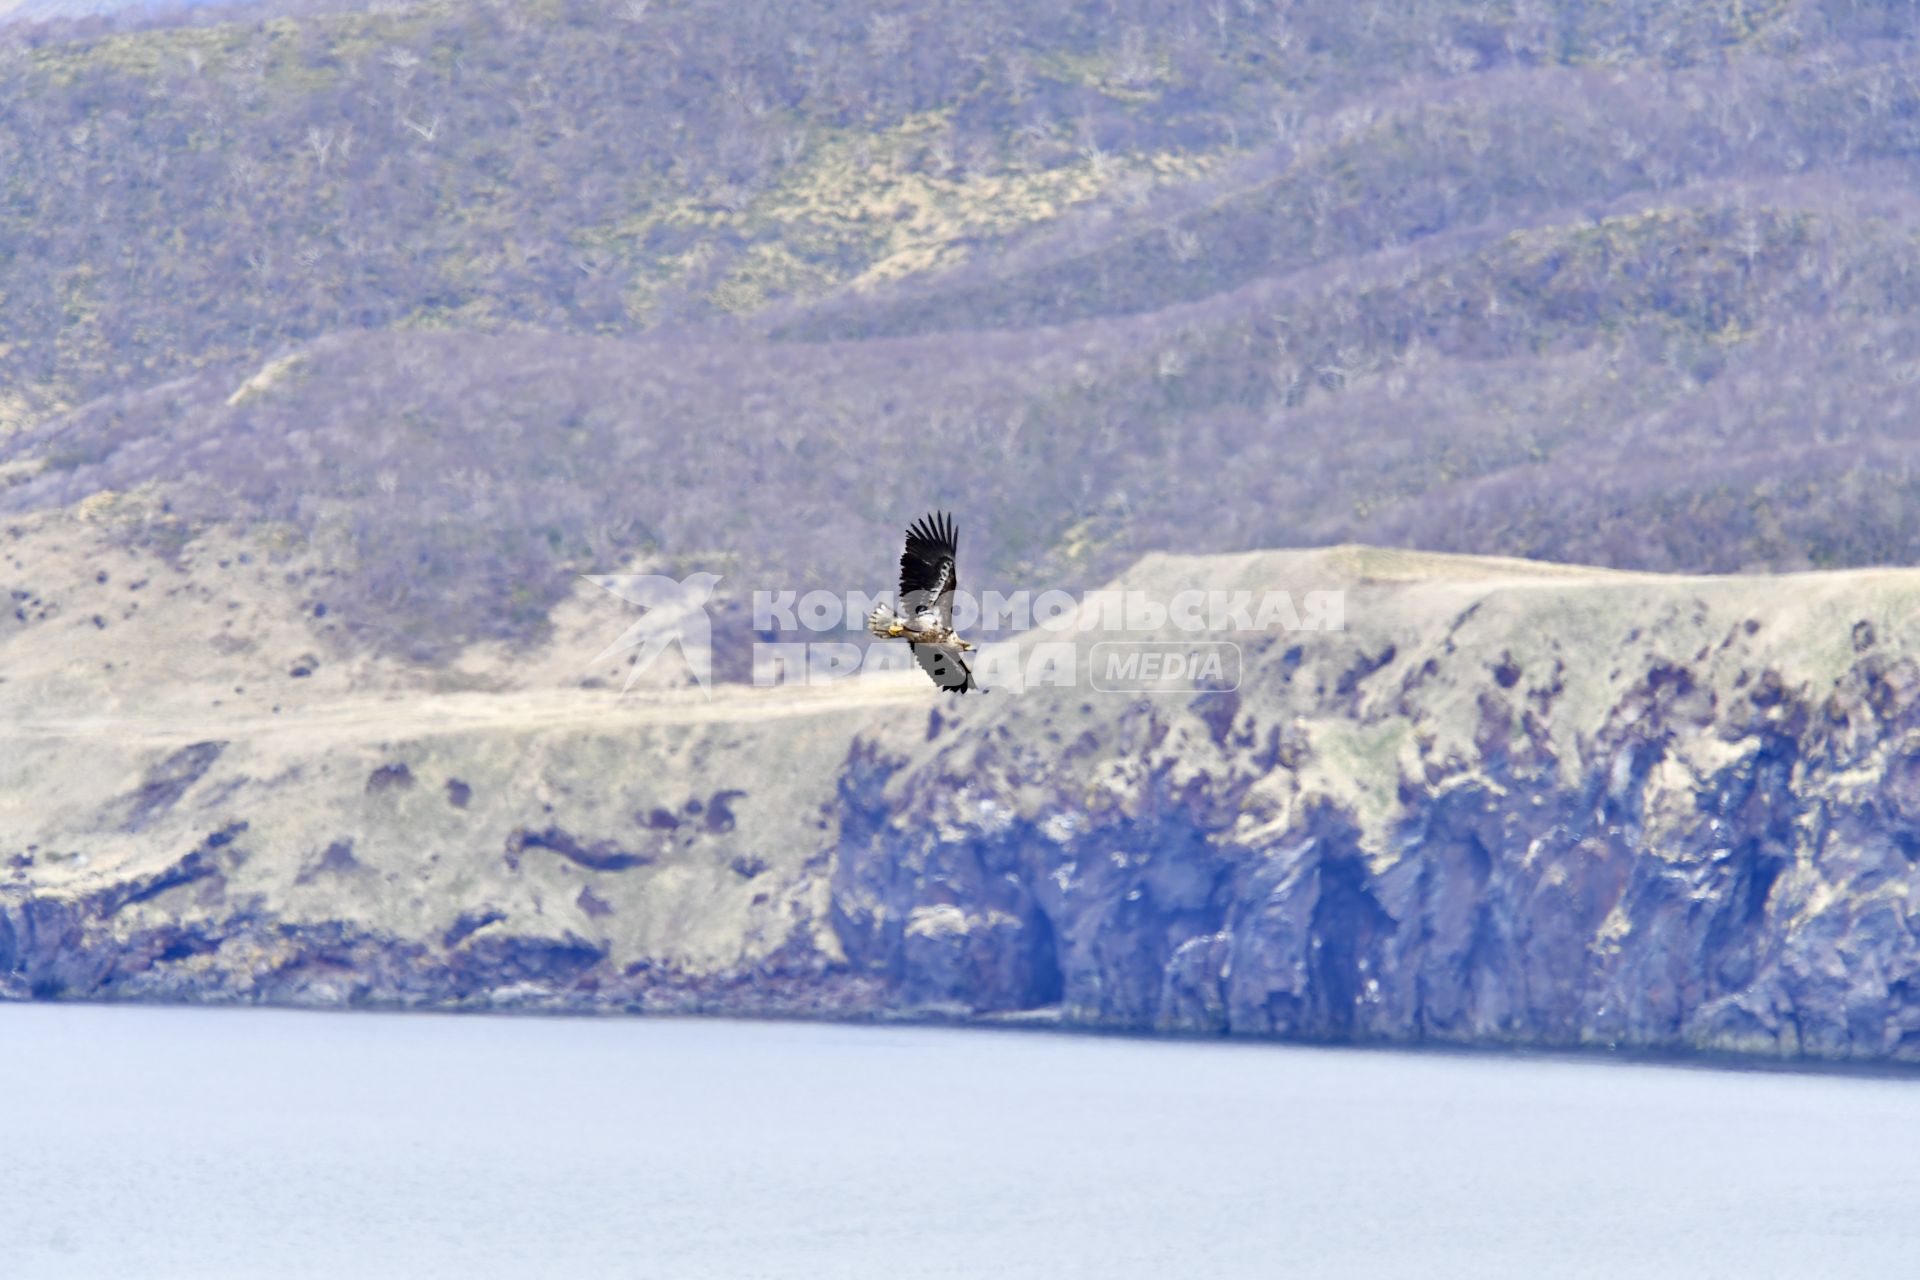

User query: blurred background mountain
[0,0,220,26]
[5,0,1920,662]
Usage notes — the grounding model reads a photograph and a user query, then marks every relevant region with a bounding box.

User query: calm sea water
[2,1004,1916,1278]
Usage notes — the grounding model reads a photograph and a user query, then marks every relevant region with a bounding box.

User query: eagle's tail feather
[867,603,903,639]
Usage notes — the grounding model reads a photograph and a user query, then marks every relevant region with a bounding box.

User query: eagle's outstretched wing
[912,641,977,693]
[898,511,959,628]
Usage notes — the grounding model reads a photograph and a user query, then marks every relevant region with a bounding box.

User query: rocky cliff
[8,519,1920,1065]
[834,549,1920,1063]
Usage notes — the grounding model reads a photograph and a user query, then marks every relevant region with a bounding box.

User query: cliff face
[0,515,878,1015]
[832,549,1920,1062]
[7,524,1920,1064]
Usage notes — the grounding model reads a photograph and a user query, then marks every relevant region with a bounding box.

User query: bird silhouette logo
[584,572,723,695]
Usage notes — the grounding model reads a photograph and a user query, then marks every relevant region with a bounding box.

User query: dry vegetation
[5,0,1920,662]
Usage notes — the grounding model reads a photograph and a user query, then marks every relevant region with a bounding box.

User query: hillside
[7,531,1920,1063]
[7,1,1920,671]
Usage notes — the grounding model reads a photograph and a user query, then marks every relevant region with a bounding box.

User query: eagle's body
[868,511,981,693]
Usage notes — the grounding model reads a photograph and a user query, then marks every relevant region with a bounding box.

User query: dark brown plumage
[868,511,980,693]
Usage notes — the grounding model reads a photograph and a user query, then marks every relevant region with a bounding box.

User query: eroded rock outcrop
[827,549,1920,1063]
[8,542,1920,1064]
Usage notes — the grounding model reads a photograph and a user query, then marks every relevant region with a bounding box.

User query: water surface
[3,1004,1916,1278]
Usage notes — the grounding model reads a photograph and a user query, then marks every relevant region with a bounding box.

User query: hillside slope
[8,0,1920,655]
[16,200,1920,663]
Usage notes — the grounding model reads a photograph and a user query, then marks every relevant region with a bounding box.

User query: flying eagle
[867,511,981,693]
